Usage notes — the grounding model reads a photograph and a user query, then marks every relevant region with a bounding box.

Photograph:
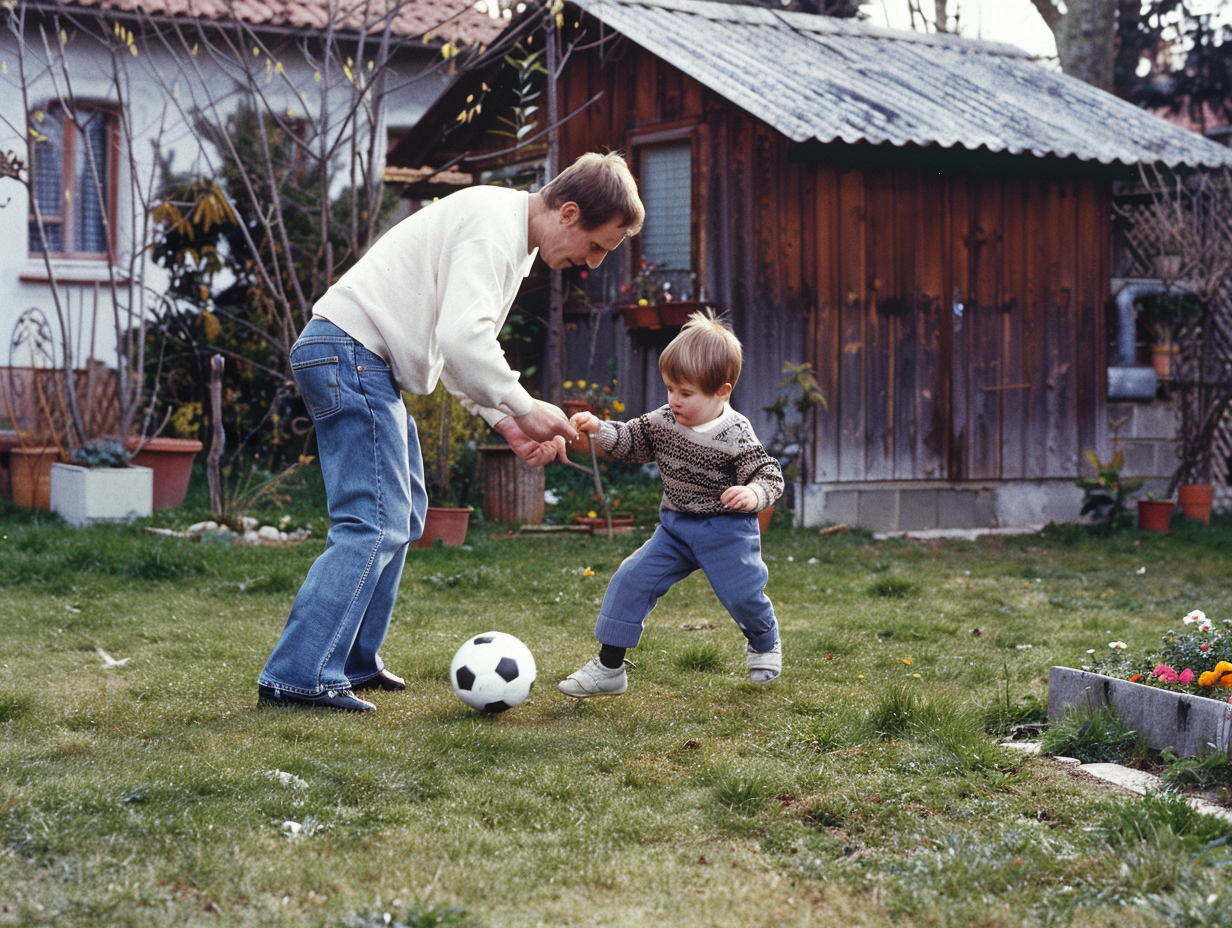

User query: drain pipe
[1107,280,1170,400]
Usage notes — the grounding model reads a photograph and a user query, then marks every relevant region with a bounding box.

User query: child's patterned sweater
[595,404,784,515]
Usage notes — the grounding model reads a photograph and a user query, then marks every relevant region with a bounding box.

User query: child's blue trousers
[594,508,779,652]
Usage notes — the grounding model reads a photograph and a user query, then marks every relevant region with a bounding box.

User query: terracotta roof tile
[52,0,506,45]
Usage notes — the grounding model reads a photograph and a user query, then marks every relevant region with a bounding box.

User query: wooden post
[207,354,225,517]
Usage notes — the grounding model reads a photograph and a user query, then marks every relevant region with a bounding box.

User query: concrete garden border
[1048,666,1232,757]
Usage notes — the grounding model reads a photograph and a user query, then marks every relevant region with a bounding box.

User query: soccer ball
[449,631,537,714]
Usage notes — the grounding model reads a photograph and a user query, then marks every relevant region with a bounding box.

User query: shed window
[639,141,692,297]
[28,106,116,258]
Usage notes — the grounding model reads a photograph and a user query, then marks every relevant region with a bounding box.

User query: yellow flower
[638,298,649,306]
[582,567,595,577]
[613,401,625,413]
[902,659,911,665]
[1201,662,1232,688]
[564,380,573,389]
[578,380,587,389]
[857,675,864,680]
[587,510,597,519]
[912,673,921,679]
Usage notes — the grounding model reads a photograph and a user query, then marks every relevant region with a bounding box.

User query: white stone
[243,531,260,544]
[281,821,302,835]
[186,521,218,534]
[257,526,280,541]
[999,741,1042,754]
[240,516,259,531]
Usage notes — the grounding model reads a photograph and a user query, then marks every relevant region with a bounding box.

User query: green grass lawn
[2,473,1231,927]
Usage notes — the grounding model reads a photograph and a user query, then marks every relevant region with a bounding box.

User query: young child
[558,311,784,698]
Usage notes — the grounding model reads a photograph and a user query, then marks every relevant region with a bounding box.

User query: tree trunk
[1030,0,1117,93]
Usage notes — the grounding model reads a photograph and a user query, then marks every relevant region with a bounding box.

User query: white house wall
[0,18,448,376]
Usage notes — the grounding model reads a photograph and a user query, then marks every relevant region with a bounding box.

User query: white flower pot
[50,463,154,527]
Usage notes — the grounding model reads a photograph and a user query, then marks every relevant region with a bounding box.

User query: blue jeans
[594,508,778,652]
[258,318,427,696]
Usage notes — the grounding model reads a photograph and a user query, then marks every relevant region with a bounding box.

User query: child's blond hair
[658,310,742,396]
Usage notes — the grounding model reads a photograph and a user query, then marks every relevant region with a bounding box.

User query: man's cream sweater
[314,186,537,425]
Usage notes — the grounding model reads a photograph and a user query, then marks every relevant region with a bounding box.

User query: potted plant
[1074,449,1143,532]
[616,259,711,329]
[1134,290,1198,380]
[403,384,487,547]
[1136,491,1175,533]
[761,361,827,529]
[4,309,157,524]
[561,377,624,456]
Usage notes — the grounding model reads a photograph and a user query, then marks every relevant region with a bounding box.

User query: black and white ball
[449,631,536,714]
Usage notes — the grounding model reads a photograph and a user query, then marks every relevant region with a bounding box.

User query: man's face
[539,202,630,271]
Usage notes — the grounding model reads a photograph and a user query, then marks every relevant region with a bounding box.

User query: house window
[639,141,692,298]
[28,107,117,258]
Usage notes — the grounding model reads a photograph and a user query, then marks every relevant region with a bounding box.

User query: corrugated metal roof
[574,0,1232,168]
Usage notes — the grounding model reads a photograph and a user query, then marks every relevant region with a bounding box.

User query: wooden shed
[388,0,1232,532]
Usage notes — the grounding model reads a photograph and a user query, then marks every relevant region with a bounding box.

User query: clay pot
[8,446,58,510]
[1177,484,1214,526]
[1150,343,1178,380]
[1136,498,1174,533]
[413,506,472,547]
[619,303,663,330]
[128,437,204,509]
[757,505,775,533]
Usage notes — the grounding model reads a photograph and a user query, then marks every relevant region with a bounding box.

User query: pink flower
[1180,668,1195,686]
[1201,644,1211,651]
[1154,664,1179,683]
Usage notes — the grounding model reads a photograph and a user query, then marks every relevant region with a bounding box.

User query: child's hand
[720,486,758,512]
[570,410,603,435]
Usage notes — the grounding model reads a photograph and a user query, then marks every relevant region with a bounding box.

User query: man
[258,152,645,711]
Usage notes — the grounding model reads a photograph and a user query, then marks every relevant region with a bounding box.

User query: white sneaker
[747,639,782,684]
[558,658,631,698]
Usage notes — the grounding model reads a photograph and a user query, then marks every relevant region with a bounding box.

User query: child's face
[663,377,731,428]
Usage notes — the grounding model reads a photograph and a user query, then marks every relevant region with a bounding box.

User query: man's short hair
[540,151,645,234]
[658,309,742,395]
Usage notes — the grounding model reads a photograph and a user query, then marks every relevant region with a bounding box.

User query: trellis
[1114,171,1232,509]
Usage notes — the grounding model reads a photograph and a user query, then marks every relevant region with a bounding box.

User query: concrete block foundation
[800,479,1084,534]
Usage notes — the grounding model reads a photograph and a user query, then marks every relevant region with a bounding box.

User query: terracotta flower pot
[656,301,711,327]
[1150,343,1178,379]
[620,303,663,330]
[1177,484,1214,527]
[1136,498,1174,533]
[128,437,204,509]
[757,505,775,533]
[413,506,472,547]
[8,446,58,510]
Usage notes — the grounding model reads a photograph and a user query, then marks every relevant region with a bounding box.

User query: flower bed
[1086,610,1232,697]
[1051,608,1232,759]
[1047,667,1232,758]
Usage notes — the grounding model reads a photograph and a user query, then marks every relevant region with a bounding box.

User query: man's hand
[513,399,579,443]
[570,410,602,435]
[494,416,568,467]
[720,485,758,512]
